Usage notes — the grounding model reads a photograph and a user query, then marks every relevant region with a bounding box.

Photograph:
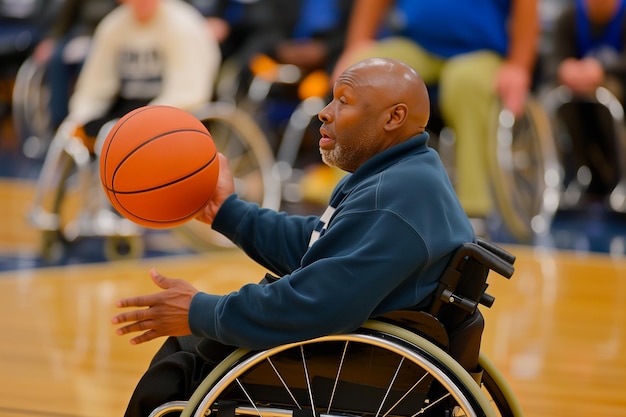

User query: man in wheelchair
[112,58,479,417]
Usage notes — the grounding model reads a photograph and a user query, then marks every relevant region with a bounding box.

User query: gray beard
[320,134,378,172]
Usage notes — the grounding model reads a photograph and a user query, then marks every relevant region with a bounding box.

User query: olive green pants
[350,37,502,217]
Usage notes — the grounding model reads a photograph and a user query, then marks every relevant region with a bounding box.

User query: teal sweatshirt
[189,133,475,350]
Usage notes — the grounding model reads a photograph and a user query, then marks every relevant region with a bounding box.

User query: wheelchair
[11,56,56,159]
[149,238,522,417]
[541,85,626,213]
[423,93,561,244]
[484,96,561,243]
[27,118,145,262]
[26,100,280,261]
[12,31,95,160]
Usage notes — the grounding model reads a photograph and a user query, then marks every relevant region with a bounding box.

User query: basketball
[99,105,219,229]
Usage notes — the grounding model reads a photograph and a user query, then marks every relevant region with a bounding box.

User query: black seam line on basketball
[124,191,213,224]
[106,151,217,194]
[102,106,155,188]
[109,128,213,188]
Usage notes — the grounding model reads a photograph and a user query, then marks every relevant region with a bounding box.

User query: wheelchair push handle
[473,239,516,278]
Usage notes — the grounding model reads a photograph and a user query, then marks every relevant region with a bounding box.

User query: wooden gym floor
[0,176,624,417]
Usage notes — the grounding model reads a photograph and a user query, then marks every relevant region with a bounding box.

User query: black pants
[123,335,236,417]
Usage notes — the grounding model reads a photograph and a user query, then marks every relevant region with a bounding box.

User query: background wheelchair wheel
[11,56,54,159]
[181,321,501,417]
[487,98,561,243]
[34,149,82,263]
[103,235,145,261]
[174,102,281,250]
[40,229,67,264]
[478,353,524,417]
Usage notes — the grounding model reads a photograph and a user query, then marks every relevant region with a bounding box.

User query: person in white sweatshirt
[65,0,221,150]
[28,0,221,237]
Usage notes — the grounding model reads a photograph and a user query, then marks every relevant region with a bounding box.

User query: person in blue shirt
[333,0,540,223]
[547,0,626,199]
[112,57,475,417]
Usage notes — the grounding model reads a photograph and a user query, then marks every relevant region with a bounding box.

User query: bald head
[338,58,430,136]
[318,58,431,172]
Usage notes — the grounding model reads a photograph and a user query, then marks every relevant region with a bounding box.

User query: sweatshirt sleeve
[211,195,319,276]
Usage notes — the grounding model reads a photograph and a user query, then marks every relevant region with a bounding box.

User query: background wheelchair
[541,85,626,214]
[26,100,279,261]
[10,55,54,159]
[12,48,282,257]
[426,93,561,244]
[149,238,522,417]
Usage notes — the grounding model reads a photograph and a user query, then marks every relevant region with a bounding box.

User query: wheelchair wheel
[168,320,510,417]
[103,235,145,261]
[11,56,54,159]
[487,97,561,242]
[34,144,82,262]
[478,353,524,417]
[174,102,281,250]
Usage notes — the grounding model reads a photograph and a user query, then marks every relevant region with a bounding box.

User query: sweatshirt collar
[330,132,431,202]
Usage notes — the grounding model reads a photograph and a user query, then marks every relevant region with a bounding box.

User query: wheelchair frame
[28,118,146,262]
[26,99,281,260]
[542,85,626,213]
[148,239,523,417]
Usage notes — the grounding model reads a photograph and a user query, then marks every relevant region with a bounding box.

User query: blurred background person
[29,0,222,227]
[332,0,540,229]
[545,0,626,202]
[64,0,221,150]
[0,0,58,86]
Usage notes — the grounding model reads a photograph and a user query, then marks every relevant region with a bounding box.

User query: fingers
[150,268,171,289]
[114,294,153,309]
[111,306,157,345]
[111,269,163,343]
[111,303,151,325]
[112,268,195,345]
[129,329,159,345]
[115,320,160,344]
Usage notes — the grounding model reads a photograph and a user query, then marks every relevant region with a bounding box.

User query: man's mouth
[319,129,334,149]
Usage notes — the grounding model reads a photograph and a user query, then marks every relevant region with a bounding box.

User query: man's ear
[384,103,408,131]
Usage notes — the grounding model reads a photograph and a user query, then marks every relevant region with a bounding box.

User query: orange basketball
[99,105,219,229]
